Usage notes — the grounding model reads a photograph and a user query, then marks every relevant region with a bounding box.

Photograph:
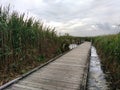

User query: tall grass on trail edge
[0,6,81,85]
[93,34,120,89]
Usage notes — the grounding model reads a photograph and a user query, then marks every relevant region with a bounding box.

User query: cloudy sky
[0,0,120,36]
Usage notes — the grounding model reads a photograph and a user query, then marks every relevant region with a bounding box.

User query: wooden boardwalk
[4,42,91,90]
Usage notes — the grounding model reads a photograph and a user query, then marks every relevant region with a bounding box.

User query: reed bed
[93,34,120,89]
[0,6,80,85]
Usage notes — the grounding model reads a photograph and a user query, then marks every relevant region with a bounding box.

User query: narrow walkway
[4,42,91,90]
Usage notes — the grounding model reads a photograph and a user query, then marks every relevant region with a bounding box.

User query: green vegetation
[93,34,120,88]
[0,6,81,85]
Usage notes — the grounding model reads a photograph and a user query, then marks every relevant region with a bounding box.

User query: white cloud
[0,0,120,36]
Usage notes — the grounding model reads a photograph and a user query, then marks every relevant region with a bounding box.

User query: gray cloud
[0,0,120,36]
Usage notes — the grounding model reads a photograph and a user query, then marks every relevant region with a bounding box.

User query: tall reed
[0,6,79,85]
[93,34,120,89]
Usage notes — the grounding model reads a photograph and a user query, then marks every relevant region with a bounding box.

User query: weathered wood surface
[4,42,91,90]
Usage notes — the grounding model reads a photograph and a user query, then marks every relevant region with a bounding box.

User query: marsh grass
[0,6,81,85]
[93,34,120,89]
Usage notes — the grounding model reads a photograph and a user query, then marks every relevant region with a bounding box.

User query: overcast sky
[1,0,120,36]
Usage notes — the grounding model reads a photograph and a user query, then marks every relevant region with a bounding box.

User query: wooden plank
[4,42,91,90]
